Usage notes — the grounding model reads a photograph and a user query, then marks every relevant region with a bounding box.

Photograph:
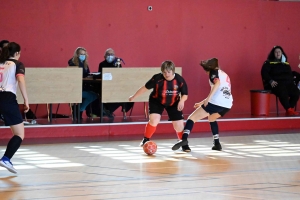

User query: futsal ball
[143,141,157,155]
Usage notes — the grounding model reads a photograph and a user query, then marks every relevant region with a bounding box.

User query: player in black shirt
[129,60,190,152]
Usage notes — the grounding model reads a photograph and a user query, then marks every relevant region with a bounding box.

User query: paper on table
[103,73,112,80]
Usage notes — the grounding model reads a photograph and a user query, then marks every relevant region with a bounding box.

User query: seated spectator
[261,45,299,116]
[98,48,134,117]
[68,47,98,119]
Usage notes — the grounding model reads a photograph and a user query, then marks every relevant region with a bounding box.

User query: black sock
[4,135,23,159]
[210,121,220,144]
[182,119,194,140]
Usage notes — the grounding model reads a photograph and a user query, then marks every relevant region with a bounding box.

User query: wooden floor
[1,132,300,199]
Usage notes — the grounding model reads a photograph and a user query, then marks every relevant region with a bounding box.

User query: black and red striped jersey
[145,73,188,106]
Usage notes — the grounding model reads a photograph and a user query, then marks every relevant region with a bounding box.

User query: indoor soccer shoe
[182,144,191,152]
[0,159,17,174]
[139,137,149,147]
[172,140,188,151]
[212,142,222,151]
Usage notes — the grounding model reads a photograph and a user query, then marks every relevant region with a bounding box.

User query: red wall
[1,0,300,117]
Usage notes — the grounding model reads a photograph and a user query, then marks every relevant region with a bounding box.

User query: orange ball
[143,141,157,155]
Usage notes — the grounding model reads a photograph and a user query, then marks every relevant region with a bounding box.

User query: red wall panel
[1,0,300,117]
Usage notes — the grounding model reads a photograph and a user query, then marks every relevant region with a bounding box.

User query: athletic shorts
[149,98,184,121]
[201,102,230,117]
[0,92,23,126]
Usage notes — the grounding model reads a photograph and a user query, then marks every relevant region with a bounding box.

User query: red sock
[144,123,156,139]
[176,131,183,140]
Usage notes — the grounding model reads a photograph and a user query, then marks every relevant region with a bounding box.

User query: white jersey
[208,69,233,108]
[0,59,25,95]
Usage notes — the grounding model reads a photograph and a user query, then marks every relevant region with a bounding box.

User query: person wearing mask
[261,46,299,116]
[68,47,98,120]
[0,42,29,173]
[98,48,134,118]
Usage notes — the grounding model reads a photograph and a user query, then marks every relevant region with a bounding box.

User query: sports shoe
[182,144,191,152]
[285,108,299,116]
[139,137,149,147]
[172,140,188,151]
[0,159,17,174]
[212,142,222,151]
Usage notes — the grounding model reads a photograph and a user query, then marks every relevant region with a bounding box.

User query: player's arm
[17,75,29,113]
[204,78,220,106]
[177,94,188,111]
[129,86,148,102]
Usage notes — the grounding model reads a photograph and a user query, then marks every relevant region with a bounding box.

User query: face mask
[106,55,115,63]
[281,54,286,63]
[79,55,86,62]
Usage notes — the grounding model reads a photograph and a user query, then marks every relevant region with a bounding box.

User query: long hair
[200,58,218,71]
[267,45,288,62]
[71,47,89,69]
[0,42,21,63]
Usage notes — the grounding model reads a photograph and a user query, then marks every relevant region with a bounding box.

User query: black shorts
[201,102,230,117]
[149,99,184,121]
[0,92,23,126]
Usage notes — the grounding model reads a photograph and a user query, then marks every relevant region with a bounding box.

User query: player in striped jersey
[129,60,190,152]
[172,58,233,151]
[0,42,29,173]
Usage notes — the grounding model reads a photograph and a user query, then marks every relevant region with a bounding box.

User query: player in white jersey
[172,58,233,151]
[0,42,29,173]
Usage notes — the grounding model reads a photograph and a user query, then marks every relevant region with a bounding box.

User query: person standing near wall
[129,60,191,152]
[261,46,299,116]
[0,42,29,173]
[172,58,233,151]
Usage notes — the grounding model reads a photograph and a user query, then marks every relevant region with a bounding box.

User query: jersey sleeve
[145,74,157,89]
[179,75,188,95]
[15,62,25,77]
[209,70,219,84]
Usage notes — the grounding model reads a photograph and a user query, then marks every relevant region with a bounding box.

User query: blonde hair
[161,60,175,73]
[72,47,89,69]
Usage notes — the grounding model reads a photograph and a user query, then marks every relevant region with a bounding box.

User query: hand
[204,98,209,107]
[194,101,203,109]
[23,101,29,113]
[270,81,278,88]
[177,100,184,111]
[298,63,300,68]
[129,95,134,102]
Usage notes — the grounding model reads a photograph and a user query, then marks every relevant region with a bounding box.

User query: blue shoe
[0,159,17,174]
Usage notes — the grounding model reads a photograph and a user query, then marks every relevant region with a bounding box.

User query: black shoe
[103,109,114,119]
[0,114,4,121]
[172,140,188,151]
[212,142,222,151]
[140,137,149,147]
[182,144,191,152]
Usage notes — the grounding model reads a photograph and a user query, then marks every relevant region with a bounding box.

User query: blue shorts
[201,102,230,117]
[0,92,23,126]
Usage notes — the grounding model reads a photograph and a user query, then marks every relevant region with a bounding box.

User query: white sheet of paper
[103,73,112,80]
